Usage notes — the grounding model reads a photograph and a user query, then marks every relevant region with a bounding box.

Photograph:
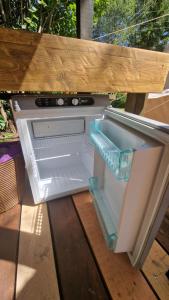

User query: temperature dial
[72,98,79,106]
[57,98,64,106]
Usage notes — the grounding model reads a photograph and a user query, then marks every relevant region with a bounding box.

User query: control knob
[72,98,79,106]
[57,98,64,106]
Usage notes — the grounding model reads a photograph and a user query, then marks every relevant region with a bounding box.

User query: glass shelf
[89,177,117,249]
[90,119,133,181]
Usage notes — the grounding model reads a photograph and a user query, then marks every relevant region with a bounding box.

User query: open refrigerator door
[89,107,169,267]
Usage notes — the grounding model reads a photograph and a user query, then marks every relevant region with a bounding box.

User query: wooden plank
[0,28,169,93]
[48,196,111,300]
[0,204,21,300]
[142,96,169,123]
[73,192,156,300]
[16,184,60,300]
[156,208,169,253]
[142,241,169,300]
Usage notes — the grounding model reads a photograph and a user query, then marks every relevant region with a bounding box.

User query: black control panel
[35,96,95,107]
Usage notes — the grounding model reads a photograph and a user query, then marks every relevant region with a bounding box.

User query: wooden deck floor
[157,208,169,254]
[0,185,168,300]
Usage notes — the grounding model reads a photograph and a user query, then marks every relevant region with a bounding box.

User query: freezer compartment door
[89,109,169,267]
[32,118,85,138]
[16,119,42,203]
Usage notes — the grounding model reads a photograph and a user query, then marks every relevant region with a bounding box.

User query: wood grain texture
[142,95,169,123]
[0,204,21,300]
[73,192,156,300]
[48,196,111,300]
[157,208,169,253]
[0,28,169,93]
[16,185,60,300]
[142,241,169,300]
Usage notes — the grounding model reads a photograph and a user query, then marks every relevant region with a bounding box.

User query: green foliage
[111,93,127,108]
[0,115,6,131]
[0,0,76,37]
[94,0,169,51]
[0,99,13,131]
[0,99,17,140]
[93,0,136,45]
[0,100,7,131]
[2,100,13,120]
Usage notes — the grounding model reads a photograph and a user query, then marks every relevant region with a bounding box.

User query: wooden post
[76,0,81,38]
[125,93,146,115]
[76,0,93,40]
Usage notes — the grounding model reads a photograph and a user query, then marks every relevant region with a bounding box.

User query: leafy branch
[0,100,18,140]
[0,0,76,37]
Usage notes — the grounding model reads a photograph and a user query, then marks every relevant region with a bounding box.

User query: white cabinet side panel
[17,119,42,203]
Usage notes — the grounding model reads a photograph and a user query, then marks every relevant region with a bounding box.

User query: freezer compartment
[32,118,85,138]
[89,176,117,249]
[90,119,133,181]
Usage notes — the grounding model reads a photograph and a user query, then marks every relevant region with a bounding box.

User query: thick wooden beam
[0,28,169,93]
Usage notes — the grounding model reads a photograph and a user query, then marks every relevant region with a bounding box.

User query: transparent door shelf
[89,177,117,249]
[90,119,134,181]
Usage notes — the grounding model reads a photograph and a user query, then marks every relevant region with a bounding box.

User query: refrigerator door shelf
[90,119,133,181]
[89,176,117,249]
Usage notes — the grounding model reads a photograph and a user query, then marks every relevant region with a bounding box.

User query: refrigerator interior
[27,115,99,200]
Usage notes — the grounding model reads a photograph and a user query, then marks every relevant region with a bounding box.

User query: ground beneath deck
[0,184,168,300]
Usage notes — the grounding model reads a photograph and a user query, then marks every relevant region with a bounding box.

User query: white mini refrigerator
[14,94,169,268]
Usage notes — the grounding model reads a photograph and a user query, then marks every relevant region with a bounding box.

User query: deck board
[15,185,60,300]
[0,204,21,300]
[73,191,157,300]
[48,196,111,300]
[142,240,169,300]
[1,188,168,300]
